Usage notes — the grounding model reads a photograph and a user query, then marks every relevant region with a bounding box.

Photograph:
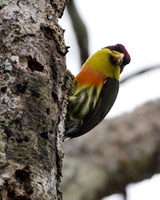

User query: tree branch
[120,64,160,83]
[67,0,89,66]
[62,99,160,200]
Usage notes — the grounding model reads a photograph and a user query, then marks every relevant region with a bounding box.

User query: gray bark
[62,99,160,200]
[0,0,69,199]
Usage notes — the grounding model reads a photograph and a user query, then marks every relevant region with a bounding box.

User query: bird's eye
[110,55,117,66]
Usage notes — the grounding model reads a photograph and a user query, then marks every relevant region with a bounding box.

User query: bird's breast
[76,66,106,86]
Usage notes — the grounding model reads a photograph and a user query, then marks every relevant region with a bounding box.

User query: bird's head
[76,44,130,86]
[104,43,131,73]
[84,44,130,80]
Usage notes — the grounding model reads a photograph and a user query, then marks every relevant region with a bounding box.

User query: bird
[64,44,130,139]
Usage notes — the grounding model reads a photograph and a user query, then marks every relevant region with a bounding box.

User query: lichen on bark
[0,0,69,199]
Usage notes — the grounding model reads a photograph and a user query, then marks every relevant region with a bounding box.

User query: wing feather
[65,78,119,138]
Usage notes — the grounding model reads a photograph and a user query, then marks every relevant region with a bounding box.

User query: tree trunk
[0,0,69,199]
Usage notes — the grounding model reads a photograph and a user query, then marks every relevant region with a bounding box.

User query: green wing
[65,78,119,139]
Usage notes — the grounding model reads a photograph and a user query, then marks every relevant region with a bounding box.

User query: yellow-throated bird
[65,44,130,139]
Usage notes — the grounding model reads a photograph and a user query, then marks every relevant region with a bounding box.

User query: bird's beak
[111,51,124,66]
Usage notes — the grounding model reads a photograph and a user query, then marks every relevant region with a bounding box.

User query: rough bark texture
[0,0,69,199]
[61,99,160,200]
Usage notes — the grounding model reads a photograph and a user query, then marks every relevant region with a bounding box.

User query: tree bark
[62,99,160,200]
[0,0,69,199]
